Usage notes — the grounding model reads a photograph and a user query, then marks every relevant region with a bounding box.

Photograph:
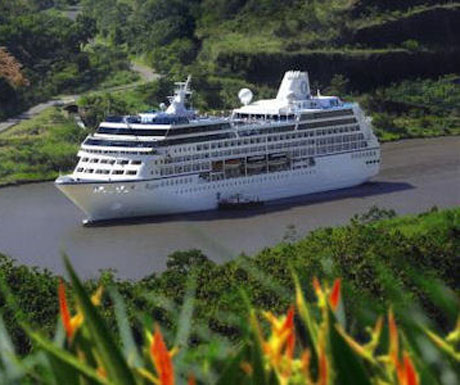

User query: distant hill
[78,0,460,91]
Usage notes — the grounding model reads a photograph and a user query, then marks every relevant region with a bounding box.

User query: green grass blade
[63,255,136,385]
[27,329,112,385]
[110,288,143,368]
[0,313,23,381]
[328,309,373,385]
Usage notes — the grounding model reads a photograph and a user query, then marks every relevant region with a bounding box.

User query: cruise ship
[55,71,380,223]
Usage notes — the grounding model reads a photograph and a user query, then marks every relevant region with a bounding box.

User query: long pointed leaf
[0,314,23,380]
[63,255,136,385]
[328,308,373,385]
[27,329,111,385]
[110,288,143,368]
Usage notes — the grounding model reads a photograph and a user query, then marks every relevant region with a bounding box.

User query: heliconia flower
[58,279,103,342]
[312,276,323,298]
[150,325,175,385]
[336,325,373,362]
[403,353,419,385]
[367,316,384,352]
[388,309,399,365]
[343,315,383,359]
[58,279,73,339]
[395,352,419,385]
[328,279,341,311]
[261,306,297,380]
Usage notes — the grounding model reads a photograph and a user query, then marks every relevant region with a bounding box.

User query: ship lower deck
[56,150,380,222]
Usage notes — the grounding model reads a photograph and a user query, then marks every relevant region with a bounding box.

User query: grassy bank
[0,206,458,355]
[0,107,86,186]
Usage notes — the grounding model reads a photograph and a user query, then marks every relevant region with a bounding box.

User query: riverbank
[0,107,84,187]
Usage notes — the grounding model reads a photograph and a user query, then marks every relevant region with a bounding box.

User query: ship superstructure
[56,71,380,222]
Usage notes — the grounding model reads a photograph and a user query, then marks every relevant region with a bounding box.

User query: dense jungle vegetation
[0,206,458,357]
[2,0,460,118]
[78,0,460,139]
[0,0,137,120]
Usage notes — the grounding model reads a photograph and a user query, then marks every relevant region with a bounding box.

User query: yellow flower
[262,306,296,379]
[58,279,103,341]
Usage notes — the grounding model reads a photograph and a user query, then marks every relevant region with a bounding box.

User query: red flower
[150,325,175,385]
[58,279,74,339]
[329,279,341,311]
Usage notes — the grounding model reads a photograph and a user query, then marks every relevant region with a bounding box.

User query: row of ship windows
[317,133,364,145]
[163,133,362,165]
[84,150,149,155]
[160,163,209,175]
[80,158,142,165]
[190,125,359,153]
[76,168,138,175]
[79,139,369,176]
[159,140,365,176]
[366,159,380,165]
[317,141,368,154]
[159,149,315,177]
[147,169,317,190]
[351,150,378,159]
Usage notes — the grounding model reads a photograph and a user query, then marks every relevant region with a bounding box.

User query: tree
[0,47,29,87]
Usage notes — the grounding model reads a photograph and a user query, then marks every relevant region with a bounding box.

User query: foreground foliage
[0,256,458,384]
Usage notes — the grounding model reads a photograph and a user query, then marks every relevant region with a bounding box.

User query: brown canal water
[0,137,458,279]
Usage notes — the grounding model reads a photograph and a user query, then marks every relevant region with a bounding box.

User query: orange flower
[283,306,296,359]
[261,306,297,381]
[403,353,419,385]
[388,309,399,365]
[58,279,73,339]
[396,352,419,385]
[150,325,175,385]
[312,277,323,298]
[328,279,341,311]
[58,279,102,342]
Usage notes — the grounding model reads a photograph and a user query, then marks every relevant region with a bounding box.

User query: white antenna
[238,88,253,106]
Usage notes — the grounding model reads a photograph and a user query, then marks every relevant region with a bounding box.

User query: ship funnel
[276,71,310,102]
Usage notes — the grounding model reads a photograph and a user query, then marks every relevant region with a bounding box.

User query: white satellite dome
[238,88,253,106]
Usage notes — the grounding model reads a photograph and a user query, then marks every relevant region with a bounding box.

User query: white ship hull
[56,151,380,222]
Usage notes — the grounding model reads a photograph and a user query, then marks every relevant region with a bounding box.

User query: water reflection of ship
[218,193,264,210]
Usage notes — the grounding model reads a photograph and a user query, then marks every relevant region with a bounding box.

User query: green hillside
[0,0,137,120]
